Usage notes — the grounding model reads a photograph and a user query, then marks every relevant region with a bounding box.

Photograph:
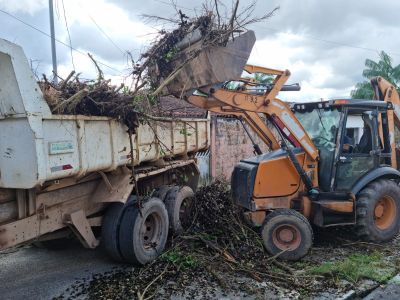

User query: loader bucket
[166,30,256,95]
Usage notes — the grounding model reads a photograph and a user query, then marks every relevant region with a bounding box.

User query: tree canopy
[351,51,400,99]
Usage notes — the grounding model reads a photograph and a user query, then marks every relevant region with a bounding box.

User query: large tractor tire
[165,186,195,234]
[101,202,125,261]
[356,179,400,242]
[261,209,313,261]
[118,197,169,265]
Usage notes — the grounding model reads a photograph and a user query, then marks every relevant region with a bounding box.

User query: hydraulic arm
[371,77,400,169]
[186,64,318,160]
[186,64,319,191]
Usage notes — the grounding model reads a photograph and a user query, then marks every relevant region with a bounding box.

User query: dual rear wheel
[101,185,194,265]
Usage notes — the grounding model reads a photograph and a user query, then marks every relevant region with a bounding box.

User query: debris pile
[40,71,139,131]
[40,1,278,131]
[56,182,400,300]
[57,182,298,300]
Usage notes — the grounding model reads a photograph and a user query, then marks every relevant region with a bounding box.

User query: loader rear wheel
[356,179,400,242]
[261,209,313,261]
[165,186,194,234]
[118,197,169,265]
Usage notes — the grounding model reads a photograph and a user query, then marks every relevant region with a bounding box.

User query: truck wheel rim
[140,213,162,250]
[374,195,396,230]
[272,224,301,251]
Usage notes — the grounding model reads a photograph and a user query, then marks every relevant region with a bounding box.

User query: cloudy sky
[1,0,399,102]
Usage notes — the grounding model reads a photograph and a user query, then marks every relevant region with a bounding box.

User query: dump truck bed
[0,114,208,189]
[0,38,209,189]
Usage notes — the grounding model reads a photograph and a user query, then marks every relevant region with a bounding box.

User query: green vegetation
[310,252,396,284]
[162,250,199,270]
[179,128,192,136]
[351,51,400,99]
[164,47,179,62]
[253,72,274,84]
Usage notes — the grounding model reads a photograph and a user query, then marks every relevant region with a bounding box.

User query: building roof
[152,96,208,118]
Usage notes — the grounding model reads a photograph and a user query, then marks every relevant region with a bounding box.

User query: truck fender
[351,166,400,195]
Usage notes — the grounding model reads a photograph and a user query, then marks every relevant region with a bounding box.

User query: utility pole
[49,0,58,83]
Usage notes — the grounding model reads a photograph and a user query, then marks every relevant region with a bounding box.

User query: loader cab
[294,99,394,193]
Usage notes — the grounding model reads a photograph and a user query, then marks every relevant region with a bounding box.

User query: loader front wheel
[356,179,400,242]
[118,197,169,265]
[261,209,313,261]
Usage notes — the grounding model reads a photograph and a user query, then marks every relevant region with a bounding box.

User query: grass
[309,252,396,284]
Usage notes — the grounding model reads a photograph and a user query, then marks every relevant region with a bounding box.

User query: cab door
[334,109,380,191]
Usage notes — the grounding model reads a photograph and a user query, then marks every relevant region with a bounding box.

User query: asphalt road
[2,241,400,300]
[0,242,121,300]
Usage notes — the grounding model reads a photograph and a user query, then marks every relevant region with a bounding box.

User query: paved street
[1,242,400,300]
[0,243,120,300]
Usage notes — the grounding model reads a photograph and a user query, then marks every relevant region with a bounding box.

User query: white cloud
[1,0,400,101]
[0,0,46,15]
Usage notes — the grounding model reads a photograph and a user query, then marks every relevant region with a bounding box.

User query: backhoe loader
[159,29,400,260]
[183,65,400,260]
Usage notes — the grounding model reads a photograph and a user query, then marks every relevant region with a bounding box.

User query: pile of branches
[40,70,139,132]
[135,1,279,94]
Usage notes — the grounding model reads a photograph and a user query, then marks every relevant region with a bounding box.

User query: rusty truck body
[0,38,209,264]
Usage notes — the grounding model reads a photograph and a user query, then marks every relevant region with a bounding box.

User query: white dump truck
[0,38,210,264]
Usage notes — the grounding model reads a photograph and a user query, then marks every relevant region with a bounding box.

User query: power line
[263,26,400,58]
[60,0,75,69]
[0,8,123,74]
[154,0,197,12]
[87,14,126,55]
[75,0,126,55]
[302,34,400,57]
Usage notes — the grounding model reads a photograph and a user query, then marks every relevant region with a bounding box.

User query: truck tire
[356,179,400,242]
[101,202,124,262]
[261,209,313,261]
[119,197,169,265]
[165,186,194,234]
[153,185,173,201]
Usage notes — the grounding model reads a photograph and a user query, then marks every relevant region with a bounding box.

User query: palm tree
[351,81,374,99]
[351,51,400,99]
[254,72,274,84]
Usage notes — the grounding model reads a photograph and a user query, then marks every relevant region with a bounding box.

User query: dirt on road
[55,182,400,300]
[1,182,400,300]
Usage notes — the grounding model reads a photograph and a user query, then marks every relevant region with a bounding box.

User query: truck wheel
[101,202,124,262]
[261,209,313,261]
[356,179,400,242]
[153,185,173,201]
[119,197,169,265]
[165,186,194,234]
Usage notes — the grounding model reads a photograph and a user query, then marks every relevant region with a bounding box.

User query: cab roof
[291,99,392,112]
